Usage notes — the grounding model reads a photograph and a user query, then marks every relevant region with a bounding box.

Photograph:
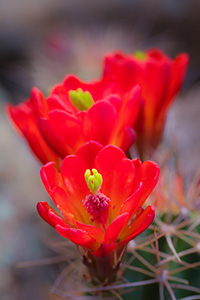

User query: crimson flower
[37,141,159,281]
[103,49,189,158]
[7,75,141,168]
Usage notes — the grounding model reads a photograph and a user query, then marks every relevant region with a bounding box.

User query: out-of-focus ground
[0,1,200,299]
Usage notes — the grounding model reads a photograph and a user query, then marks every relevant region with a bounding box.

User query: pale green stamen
[69,88,94,111]
[134,50,147,60]
[85,169,103,193]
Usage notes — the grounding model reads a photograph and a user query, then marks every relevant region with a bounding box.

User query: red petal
[40,160,90,224]
[63,74,109,100]
[121,161,159,218]
[60,155,91,223]
[30,87,48,117]
[37,202,64,228]
[104,86,141,151]
[39,110,84,158]
[105,94,122,113]
[93,242,115,257]
[51,84,78,114]
[162,53,189,113]
[56,225,97,250]
[103,51,143,93]
[77,141,103,170]
[116,126,136,153]
[61,154,89,200]
[119,206,155,246]
[52,186,89,224]
[48,209,68,227]
[119,85,142,128]
[83,100,117,145]
[132,158,142,171]
[104,213,129,245]
[131,160,160,195]
[108,158,135,219]
[63,75,83,89]
[120,182,144,217]
[40,162,64,196]
[94,145,127,199]
[76,222,104,241]
[7,102,61,166]
[47,94,70,112]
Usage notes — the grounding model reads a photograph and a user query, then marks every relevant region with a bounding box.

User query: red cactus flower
[7,75,141,168]
[103,49,189,158]
[37,141,159,281]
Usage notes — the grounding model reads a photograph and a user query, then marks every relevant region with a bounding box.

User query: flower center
[133,50,147,60]
[85,168,103,193]
[69,88,94,111]
[82,192,110,222]
[83,169,110,226]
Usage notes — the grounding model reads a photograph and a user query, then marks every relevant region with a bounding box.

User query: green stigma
[134,50,147,60]
[69,88,94,111]
[85,169,103,193]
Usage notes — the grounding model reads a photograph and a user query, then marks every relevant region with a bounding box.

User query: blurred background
[0,0,200,299]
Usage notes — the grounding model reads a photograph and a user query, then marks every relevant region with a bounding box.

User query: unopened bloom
[7,75,141,168]
[37,141,159,281]
[103,49,189,158]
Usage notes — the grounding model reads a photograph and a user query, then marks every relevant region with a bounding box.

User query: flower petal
[76,222,104,241]
[120,182,144,218]
[131,160,160,196]
[118,85,142,129]
[53,186,90,224]
[104,213,130,245]
[39,110,84,157]
[61,154,88,199]
[47,94,71,112]
[30,87,48,117]
[107,158,135,219]
[56,225,97,250]
[51,84,78,114]
[83,100,117,145]
[40,162,64,196]
[105,94,122,113]
[41,161,90,224]
[119,126,136,152]
[7,102,61,166]
[51,187,85,224]
[77,141,103,170]
[48,208,69,227]
[92,242,116,258]
[60,154,92,223]
[119,206,155,246]
[63,74,110,100]
[94,145,127,199]
[121,160,159,218]
[37,202,64,228]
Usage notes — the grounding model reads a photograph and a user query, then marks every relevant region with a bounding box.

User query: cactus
[46,149,200,300]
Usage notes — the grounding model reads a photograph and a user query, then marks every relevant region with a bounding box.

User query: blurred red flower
[37,141,159,261]
[103,49,189,158]
[7,75,141,168]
